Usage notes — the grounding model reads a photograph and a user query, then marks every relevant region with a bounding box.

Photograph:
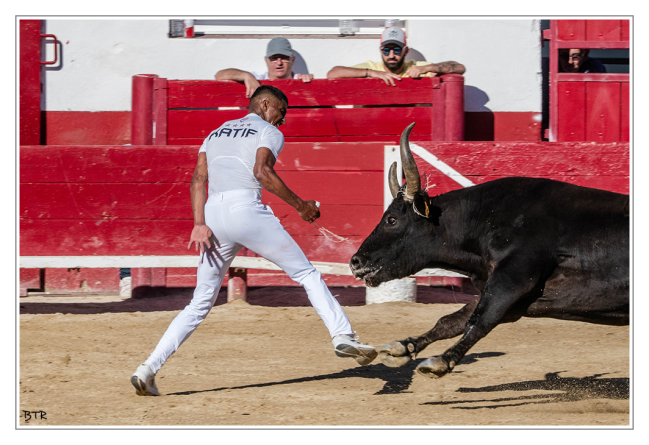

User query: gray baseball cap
[266,37,293,58]
[381,26,407,48]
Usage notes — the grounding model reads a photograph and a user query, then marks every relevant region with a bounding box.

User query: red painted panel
[168,107,432,140]
[558,20,587,41]
[20,268,41,291]
[20,180,380,220]
[168,78,436,108]
[39,110,542,147]
[20,183,192,220]
[557,81,586,141]
[19,218,366,261]
[414,142,629,177]
[620,82,630,142]
[586,82,621,142]
[20,145,197,184]
[20,143,384,183]
[620,20,630,41]
[20,20,41,146]
[586,20,622,42]
[414,141,629,195]
[44,268,119,292]
[45,111,132,146]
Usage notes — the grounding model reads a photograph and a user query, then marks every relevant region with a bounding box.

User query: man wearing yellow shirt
[327,26,465,87]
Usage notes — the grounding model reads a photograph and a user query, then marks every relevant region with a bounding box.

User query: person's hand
[298,200,320,223]
[367,69,402,86]
[405,65,435,78]
[243,74,262,99]
[296,73,314,83]
[188,224,213,255]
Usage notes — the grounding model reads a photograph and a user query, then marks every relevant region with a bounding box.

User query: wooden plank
[20,146,198,184]
[557,81,586,141]
[620,82,630,142]
[558,20,587,41]
[168,107,432,140]
[168,78,437,108]
[168,134,433,144]
[413,142,630,176]
[586,82,621,142]
[586,20,622,42]
[20,179,381,221]
[20,183,193,220]
[20,143,385,183]
[19,218,367,261]
[620,20,630,41]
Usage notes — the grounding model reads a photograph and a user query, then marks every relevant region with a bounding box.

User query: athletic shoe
[131,363,160,396]
[332,334,378,366]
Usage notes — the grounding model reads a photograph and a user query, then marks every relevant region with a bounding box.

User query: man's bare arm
[425,61,466,75]
[254,147,319,223]
[188,152,212,253]
[215,68,261,98]
[327,66,401,86]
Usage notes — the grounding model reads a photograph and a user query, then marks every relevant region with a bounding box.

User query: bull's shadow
[422,371,629,409]
[167,352,504,397]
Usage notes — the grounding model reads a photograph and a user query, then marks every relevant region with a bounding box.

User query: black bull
[350,123,629,378]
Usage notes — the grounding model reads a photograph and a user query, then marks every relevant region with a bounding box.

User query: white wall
[43,18,541,113]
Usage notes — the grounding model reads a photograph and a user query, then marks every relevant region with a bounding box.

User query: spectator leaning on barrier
[215,37,314,98]
[327,26,466,86]
[558,48,607,73]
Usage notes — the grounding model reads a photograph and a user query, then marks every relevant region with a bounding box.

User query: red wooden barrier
[20,140,628,293]
[546,19,630,142]
[133,76,465,145]
[19,20,42,146]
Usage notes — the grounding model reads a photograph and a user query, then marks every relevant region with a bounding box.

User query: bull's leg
[380,297,480,367]
[416,258,548,378]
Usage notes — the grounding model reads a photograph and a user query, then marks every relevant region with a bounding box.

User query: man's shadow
[167,352,505,396]
[422,371,629,409]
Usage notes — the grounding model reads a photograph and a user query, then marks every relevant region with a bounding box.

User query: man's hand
[296,73,314,83]
[405,65,436,78]
[243,73,262,99]
[298,200,321,223]
[188,224,213,254]
[368,70,402,86]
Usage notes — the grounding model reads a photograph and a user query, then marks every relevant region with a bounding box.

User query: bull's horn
[388,162,400,199]
[400,122,420,200]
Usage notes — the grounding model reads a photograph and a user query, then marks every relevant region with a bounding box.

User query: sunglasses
[268,55,291,62]
[381,46,403,56]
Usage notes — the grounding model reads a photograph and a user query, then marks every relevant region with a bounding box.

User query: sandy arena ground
[18,285,630,427]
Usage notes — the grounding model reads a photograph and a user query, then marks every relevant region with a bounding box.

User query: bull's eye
[387,216,397,226]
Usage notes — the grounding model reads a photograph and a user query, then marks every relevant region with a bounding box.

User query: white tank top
[198,113,284,195]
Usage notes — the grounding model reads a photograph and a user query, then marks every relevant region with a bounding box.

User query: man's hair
[249,85,289,106]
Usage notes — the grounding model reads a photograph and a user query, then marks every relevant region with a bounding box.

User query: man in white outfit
[131,85,377,396]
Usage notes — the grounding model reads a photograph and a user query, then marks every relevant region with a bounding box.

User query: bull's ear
[413,193,433,217]
[413,193,441,225]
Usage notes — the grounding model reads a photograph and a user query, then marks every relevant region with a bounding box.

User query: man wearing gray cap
[216,37,314,98]
[327,26,465,87]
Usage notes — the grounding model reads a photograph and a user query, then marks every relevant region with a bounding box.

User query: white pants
[144,189,353,374]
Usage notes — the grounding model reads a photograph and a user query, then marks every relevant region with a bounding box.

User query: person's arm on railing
[326,66,402,87]
[405,61,466,78]
[215,68,262,99]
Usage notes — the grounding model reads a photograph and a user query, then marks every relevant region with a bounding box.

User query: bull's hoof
[416,356,451,379]
[379,340,416,368]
